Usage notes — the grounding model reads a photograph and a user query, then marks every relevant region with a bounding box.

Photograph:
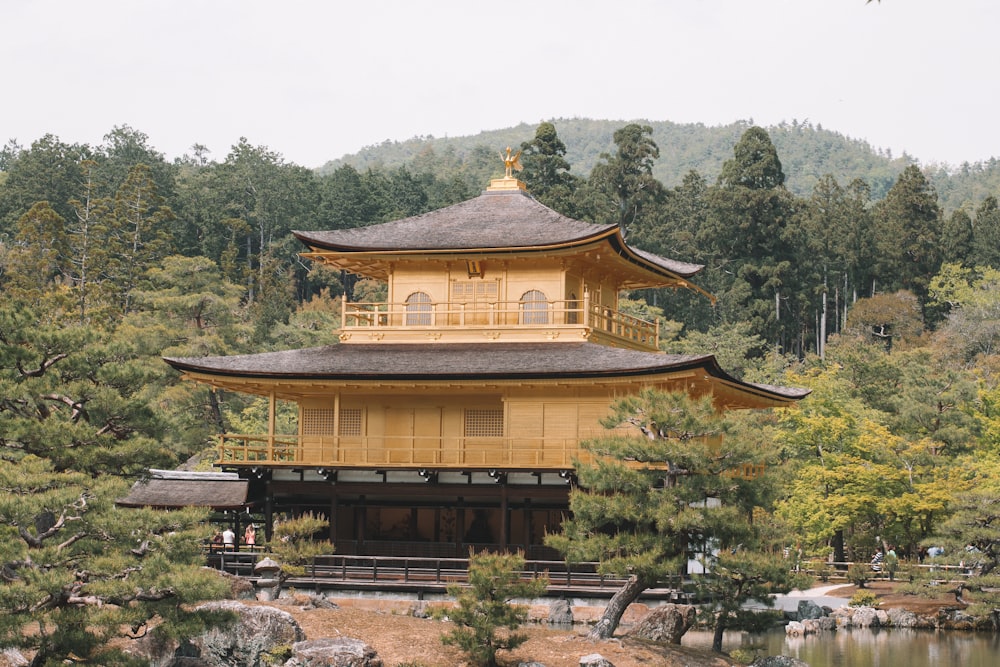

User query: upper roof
[165,342,809,406]
[293,189,703,279]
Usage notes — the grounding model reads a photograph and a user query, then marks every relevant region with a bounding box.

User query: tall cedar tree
[872,165,942,307]
[699,127,800,353]
[583,124,664,236]
[518,122,580,215]
[546,389,779,640]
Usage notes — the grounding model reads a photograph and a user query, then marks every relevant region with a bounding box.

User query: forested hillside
[321,118,1000,213]
[4,121,1000,658]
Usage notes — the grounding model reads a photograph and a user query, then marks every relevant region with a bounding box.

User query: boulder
[548,598,574,626]
[625,604,696,644]
[579,654,614,667]
[851,606,880,628]
[785,620,805,636]
[887,608,919,628]
[796,600,825,620]
[0,648,28,667]
[285,638,383,667]
[187,601,305,667]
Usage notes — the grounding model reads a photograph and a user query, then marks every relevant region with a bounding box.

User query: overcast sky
[3,0,997,169]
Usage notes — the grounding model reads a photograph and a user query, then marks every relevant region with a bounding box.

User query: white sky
[3,0,997,169]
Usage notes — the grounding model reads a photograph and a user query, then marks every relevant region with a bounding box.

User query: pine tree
[440,551,548,667]
[546,389,783,640]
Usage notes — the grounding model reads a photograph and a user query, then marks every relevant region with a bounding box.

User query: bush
[849,590,879,607]
[847,563,871,588]
[440,551,548,667]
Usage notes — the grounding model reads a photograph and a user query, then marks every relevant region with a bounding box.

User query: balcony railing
[340,295,659,350]
[217,433,594,469]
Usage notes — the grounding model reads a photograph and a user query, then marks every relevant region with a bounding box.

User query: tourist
[222,526,236,550]
[244,524,257,548]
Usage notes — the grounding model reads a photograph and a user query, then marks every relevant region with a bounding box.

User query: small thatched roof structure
[116,469,249,510]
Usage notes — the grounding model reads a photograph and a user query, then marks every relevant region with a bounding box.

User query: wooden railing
[340,295,658,350]
[217,433,594,468]
[205,551,689,599]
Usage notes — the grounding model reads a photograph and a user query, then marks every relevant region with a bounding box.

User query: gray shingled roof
[116,470,249,509]
[293,189,703,278]
[165,342,810,400]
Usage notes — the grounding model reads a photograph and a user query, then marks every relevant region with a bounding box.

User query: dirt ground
[261,581,960,667]
[267,595,738,667]
[823,579,959,615]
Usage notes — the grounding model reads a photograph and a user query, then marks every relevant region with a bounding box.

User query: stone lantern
[253,557,282,601]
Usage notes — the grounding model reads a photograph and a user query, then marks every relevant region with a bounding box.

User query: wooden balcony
[217,433,594,470]
[339,295,659,350]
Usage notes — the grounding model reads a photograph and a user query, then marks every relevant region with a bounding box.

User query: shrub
[849,590,879,607]
[440,551,548,667]
[847,563,871,588]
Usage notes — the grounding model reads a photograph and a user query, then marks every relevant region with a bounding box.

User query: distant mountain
[321,118,1000,213]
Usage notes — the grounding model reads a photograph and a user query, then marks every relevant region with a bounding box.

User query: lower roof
[116,470,249,510]
[164,342,808,404]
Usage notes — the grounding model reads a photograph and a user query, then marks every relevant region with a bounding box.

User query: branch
[16,353,68,379]
[39,394,89,423]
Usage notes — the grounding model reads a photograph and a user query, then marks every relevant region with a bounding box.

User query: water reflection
[682,627,1000,667]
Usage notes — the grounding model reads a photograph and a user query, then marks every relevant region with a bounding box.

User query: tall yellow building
[165,170,807,558]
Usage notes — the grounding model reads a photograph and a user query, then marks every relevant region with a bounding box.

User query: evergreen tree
[0,456,231,665]
[941,208,974,267]
[519,122,580,214]
[440,551,547,667]
[581,123,665,235]
[106,164,176,315]
[972,196,1000,269]
[0,134,91,236]
[547,389,779,640]
[699,127,800,352]
[4,202,70,302]
[872,165,942,306]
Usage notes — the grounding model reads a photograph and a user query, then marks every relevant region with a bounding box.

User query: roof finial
[488,146,527,192]
[501,146,523,179]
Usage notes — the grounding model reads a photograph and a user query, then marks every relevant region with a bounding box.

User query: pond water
[682,627,1000,667]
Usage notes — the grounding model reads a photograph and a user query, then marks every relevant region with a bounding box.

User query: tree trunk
[586,574,651,640]
[712,609,728,653]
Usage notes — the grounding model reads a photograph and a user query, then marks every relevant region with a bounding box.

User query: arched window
[520,290,549,325]
[405,291,433,325]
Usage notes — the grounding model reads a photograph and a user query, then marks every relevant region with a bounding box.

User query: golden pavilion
[164,163,807,558]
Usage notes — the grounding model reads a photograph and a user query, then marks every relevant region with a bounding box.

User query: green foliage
[270,512,334,577]
[548,389,790,640]
[439,551,547,667]
[849,590,879,607]
[0,456,232,664]
[847,563,872,589]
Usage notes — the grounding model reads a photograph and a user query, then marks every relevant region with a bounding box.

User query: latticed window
[464,408,503,438]
[301,409,336,436]
[520,290,549,324]
[339,408,363,436]
[405,291,433,325]
[451,280,499,303]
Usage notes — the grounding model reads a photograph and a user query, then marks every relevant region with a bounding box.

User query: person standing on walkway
[222,526,236,550]
[244,524,256,549]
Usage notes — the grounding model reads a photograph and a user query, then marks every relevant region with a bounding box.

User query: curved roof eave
[163,342,810,403]
[292,189,704,280]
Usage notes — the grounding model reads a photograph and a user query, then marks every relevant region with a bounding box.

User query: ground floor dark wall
[251,477,570,560]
